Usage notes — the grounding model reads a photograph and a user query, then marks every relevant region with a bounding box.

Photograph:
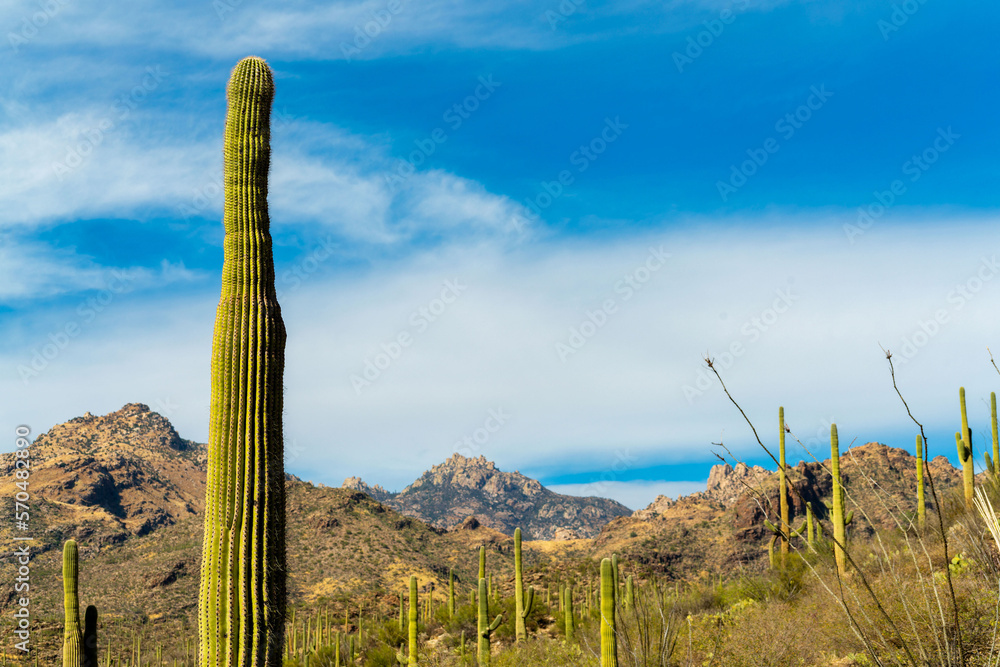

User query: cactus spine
[199,56,287,667]
[477,578,502,666]
[916,435,925,531]
[831,424,847,576]
[600,558,618,667]
[513,528,534,642]
[958,387,974,507]
[779,406,790,562]
[408,576,418,666]
[83,605,97,667]
[63,540,82,667]
[564,584,575,642]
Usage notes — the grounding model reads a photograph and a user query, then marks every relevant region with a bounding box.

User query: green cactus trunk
[63,540,82,667]
[83,605,97,667]
[992,392,999,475]
[399,590,405,632]
[624,576,634,611]
[408,576,418,666]
[198,55,287,667]
[564,584,574,642]
[779,407,790,562]
[478,546,486,582]
[959,387,974,507]
[916,435,925,532]
[831,424,847,576]
[805,502,814,549]
[514,528,534,642]
[600,558,617,667]
[448,570,456,618]
[477,578,502,666]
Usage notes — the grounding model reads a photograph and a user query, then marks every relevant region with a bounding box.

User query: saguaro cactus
[448,569,456,618]
[83,605,97,667]
[63,540,82,667]
[988,392,1000,476]
[916,435,926,531]
[624,576,634,610]
[477,578,502,666]
[199,56,287,667]
[408,576,418,666]
[478,546,486,582]
[600,558,617,667]
[778,407,790,561]
[831,424,848,576]
[958,387,974,507]
[564,584,575,641]
[513,528,535,642]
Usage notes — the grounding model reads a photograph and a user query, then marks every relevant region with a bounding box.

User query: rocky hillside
[595,442,966,579]
[344,453,632,540]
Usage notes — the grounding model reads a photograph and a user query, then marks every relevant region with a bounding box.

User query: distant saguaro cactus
[829,424,854,576]
[198,55,287,667]
[916,435,926,531]
[958,387,974,507]
[778,406,790,562]
[564,584,575,642]
[408,576,418,666]
[62,540,82,667]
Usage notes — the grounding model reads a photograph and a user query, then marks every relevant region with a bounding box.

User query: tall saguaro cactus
[408,576,418,666]
[988,392,1000,475]
[513,528,534,642]
[778,407,790,561]
[600,558,617,667]
[916,435,926,531]
[199,56,287,667]
[63,540,82,667]
[83,605,98,667]
[564,584,575,642]
[831,424,848,577]
[958,387,974,507]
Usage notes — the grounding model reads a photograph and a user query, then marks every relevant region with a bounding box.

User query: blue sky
[2,0,999,510]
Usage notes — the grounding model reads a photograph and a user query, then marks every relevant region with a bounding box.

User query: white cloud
[5,214,1000,499]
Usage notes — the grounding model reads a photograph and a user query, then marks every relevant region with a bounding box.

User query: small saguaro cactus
[399,589,405,632]
[600,558,618,667]
[624,576,634,611]
[477,578,503,666]
[513,528,535,642]
[958,387,974,506]
[990,392,1000,476]
[408,576,418,666]
[448,569,456,618]
[63,540,82,667]
[778,406,790,561]
[805,502,815,549]
[564,584,575,642]
[199,55,287,667]
[916,435,926,531]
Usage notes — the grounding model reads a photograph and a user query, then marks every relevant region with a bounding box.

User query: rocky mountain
[596,441,965,579]
[343,454,632,540]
